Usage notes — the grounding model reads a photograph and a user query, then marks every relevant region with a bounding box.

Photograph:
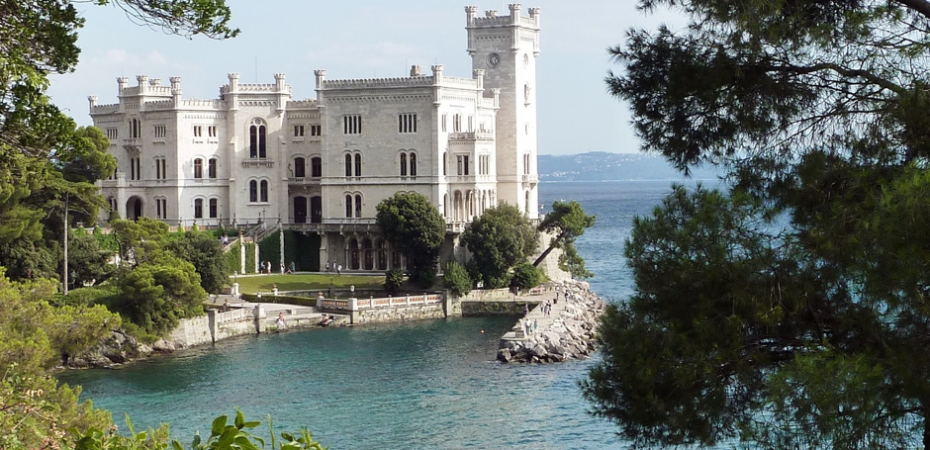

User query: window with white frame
[208,126,217,138]
[343,114,362,134]
[193,125,203,137]
[106,128,118,140]
[155,157,167,180]
[193,158,203,179]
[294,125,305,137]
[208,158,217,178]
[156,198,168,219]
[398,113,417,133]
[310,125,321,136]
[130,157,141,180]
[153,125,166,138]
[194,198,203,219]
[479,155,490,175]
[249,119,267,158]
[209,198,218,218]
[457,155,469,176]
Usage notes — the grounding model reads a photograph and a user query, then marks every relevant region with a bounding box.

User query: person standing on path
[533,319,538,334]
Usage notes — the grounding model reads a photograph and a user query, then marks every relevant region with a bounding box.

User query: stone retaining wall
[352,303,446,325]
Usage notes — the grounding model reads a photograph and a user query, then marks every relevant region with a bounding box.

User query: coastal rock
[498,279,606,364]
[497,348,513,362]
[152,339,176,353]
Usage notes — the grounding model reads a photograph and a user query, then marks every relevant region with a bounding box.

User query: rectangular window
[106,128,118,140]
[398,113,417,133]
[294,125,305,137]
[193,125,203,137]
[193,159,203,179]
[310,125,321,136]
[441,114,447,132]
[208,126,217,137]
[153,125,166,138]
[311,158,322,178]
[209,198,218,218]
[208,158,217,179]
[130,157,142,180]
[457,155,470,176]
[194,199,203,219]
[343,115,362,134]
[156,198,167,219]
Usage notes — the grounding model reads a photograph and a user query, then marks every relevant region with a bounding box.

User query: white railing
[320,294,442,311]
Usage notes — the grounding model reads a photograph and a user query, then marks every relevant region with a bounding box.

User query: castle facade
[89,5,541,272]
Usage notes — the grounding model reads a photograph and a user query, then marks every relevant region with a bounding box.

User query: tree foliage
[166,228,228,294]
[586,1,930,449]
[375,192,446,285]
[460,204,537,289]
[443,261,472,297]
[116,257,207,336]
[510,262,542,291]
[533,200,595,271]
[0,0,236,282]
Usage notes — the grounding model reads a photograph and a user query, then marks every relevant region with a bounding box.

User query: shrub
[443,261,472,297]
[511,262,542,291]
[384,269,404,296]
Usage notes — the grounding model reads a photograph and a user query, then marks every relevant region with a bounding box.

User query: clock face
[488,53,500,67]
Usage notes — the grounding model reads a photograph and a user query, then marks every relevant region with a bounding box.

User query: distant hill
[538,152,719,182]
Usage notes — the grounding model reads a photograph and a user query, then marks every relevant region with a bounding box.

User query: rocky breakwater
[497,280,606,363]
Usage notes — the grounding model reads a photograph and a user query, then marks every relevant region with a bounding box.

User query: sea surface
[58,179,711,450]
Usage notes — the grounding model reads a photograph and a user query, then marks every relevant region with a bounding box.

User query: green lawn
[231,273,384,294]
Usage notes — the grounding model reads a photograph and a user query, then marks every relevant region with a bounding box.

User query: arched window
[209,198,218,218]
[193,158,203,178]
[354,194,362,218]
[354,154,362,176]
[194,198,203,219]
[260,180,268,202]
[208,158,217,178]
[249,126,258,158]
[400,153,407,176]
[294,157,306,178]
[311,157,322,177]
[249,120,267,158]
[409,153,417,177]
[345,154,352,177]
[249,180,258,203]
[345,195,352,218]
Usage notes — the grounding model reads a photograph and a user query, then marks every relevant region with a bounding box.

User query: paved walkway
[504,288,567,341]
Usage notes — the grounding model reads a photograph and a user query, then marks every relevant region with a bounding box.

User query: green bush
[443,261,472,297]
[511,262,542,291]
[384,269,404,296]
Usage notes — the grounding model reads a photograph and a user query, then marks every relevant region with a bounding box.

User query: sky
[48,0,683,156]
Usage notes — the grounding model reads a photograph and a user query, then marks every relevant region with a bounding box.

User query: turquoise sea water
[58,180,700,450]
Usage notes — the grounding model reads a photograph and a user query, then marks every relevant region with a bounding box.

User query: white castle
[89,5,541,272]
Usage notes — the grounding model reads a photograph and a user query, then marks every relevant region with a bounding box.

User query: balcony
[522,174,539,184]
[242,157,274,168]
[122,138,142,152]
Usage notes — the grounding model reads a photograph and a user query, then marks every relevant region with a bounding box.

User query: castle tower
[466,4,540,219]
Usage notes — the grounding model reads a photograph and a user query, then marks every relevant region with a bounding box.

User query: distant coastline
[538,152,720,182]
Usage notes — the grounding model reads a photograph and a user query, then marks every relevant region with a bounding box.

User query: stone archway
[127,196,144,220]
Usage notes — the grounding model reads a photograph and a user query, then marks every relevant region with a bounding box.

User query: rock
[497,348,513,363]
[152,339,176,353]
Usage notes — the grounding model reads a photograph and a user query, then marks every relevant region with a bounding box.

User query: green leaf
[211,415,227,438]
